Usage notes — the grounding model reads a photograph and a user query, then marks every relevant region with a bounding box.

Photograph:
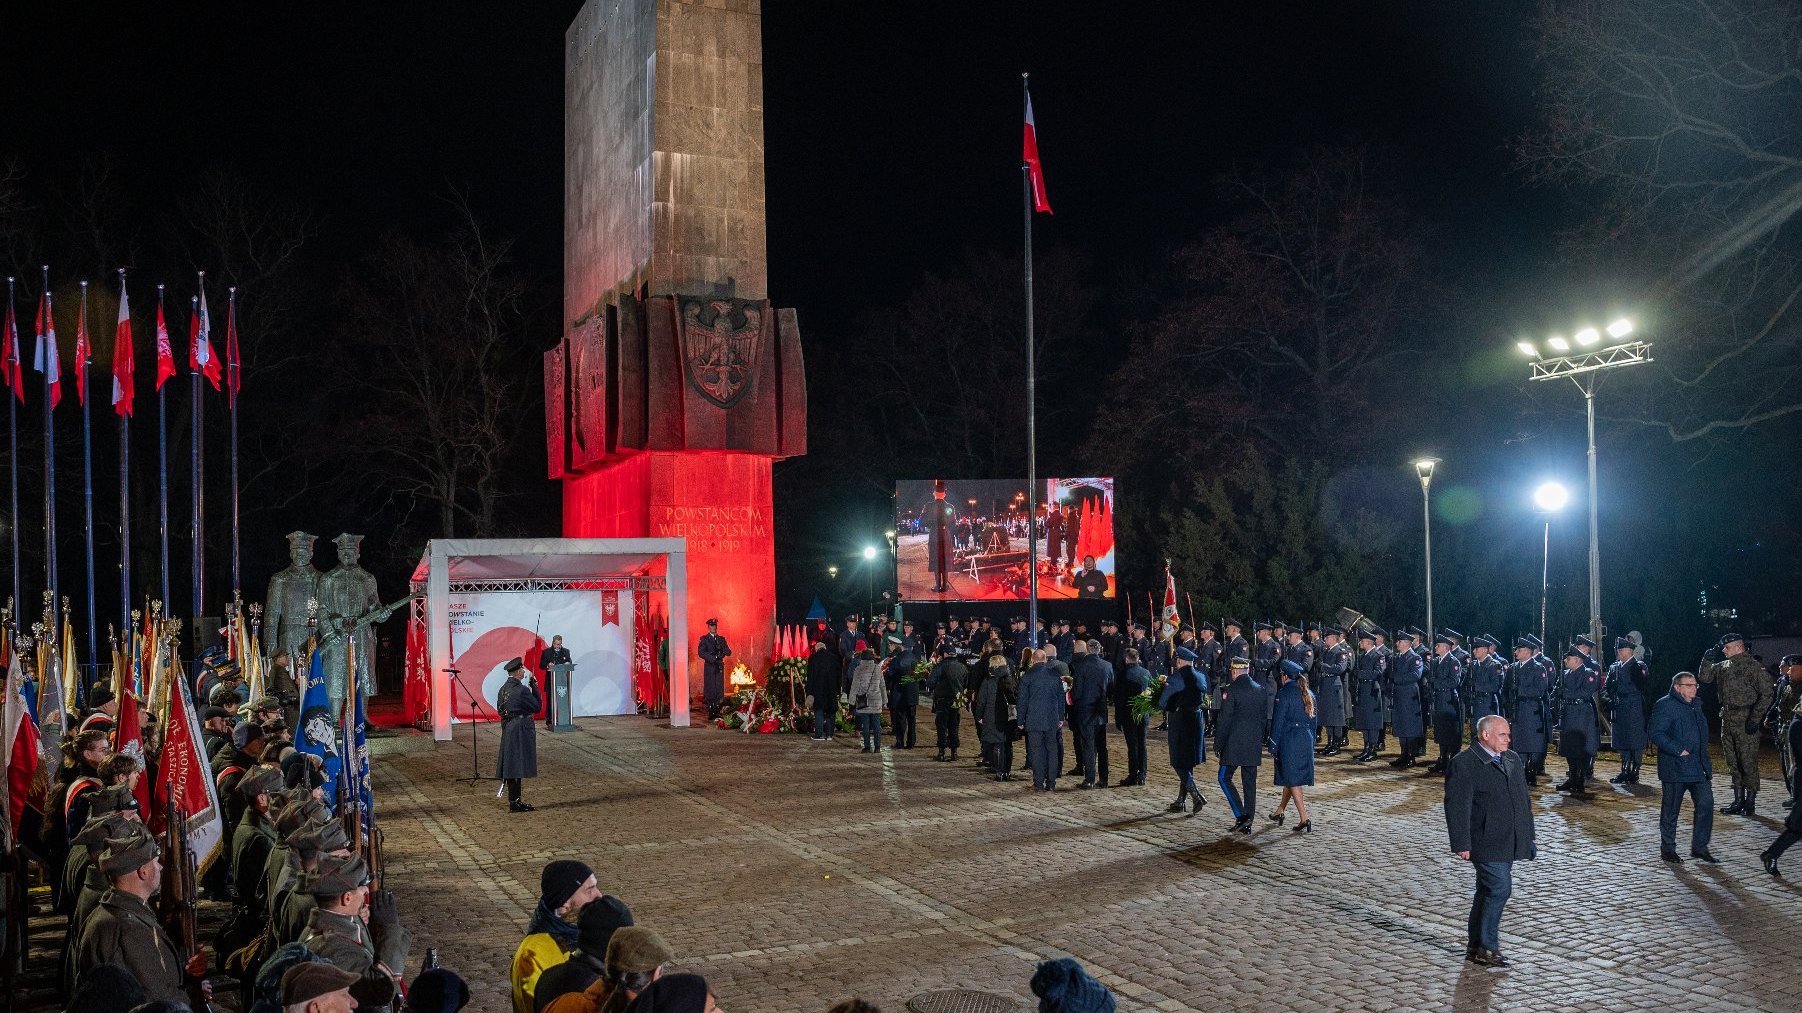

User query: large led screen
[895,478,1116,601]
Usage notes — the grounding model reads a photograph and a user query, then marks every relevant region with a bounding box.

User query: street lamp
[1531,481,1570,646]
[1413,458,1439,639]
[862,545,877,619]
[1516,317,1645,647]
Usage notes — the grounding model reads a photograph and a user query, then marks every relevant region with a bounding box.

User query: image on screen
[894,478,1116,601]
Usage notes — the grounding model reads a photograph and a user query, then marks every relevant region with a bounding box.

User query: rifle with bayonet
[160,799,215,1011]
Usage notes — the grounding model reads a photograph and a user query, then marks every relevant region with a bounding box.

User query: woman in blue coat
[1268,660,1318,833]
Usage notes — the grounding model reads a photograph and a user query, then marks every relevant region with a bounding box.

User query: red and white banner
[1024,89,1052,214]
[2,651,42,848]
[153,660,226,871]
[601,589,620,626]
[632,590,659,711]
[113,678,154,821]
[1161,562,1180,637]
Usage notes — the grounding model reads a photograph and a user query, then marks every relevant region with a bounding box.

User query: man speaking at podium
[541,635,573,728]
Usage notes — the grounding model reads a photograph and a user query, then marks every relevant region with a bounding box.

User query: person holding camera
[1698,633,1774,816]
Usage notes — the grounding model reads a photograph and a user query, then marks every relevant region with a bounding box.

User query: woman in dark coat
[975,655,1018,781]
[1158,648,1207,813]
[1269,662,1318,833]
[496,658,542,812]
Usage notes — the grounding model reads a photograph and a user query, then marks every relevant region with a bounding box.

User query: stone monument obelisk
[551,0,806,685]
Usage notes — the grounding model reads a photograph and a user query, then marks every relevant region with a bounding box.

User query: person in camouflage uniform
[1767,654,1802,810]
[1699,633,1775,816]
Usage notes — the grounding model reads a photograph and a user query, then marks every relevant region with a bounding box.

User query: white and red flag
[1161,561,1180,638]
[1024,88,1052,214]
[73,286,90,406]
[190,289,222,391]
[113,279,135,416]
[2,649,42,848]
[33,288,62,409]
[225,288,241,402]
[155,294,177,390]
[1,284,20,403]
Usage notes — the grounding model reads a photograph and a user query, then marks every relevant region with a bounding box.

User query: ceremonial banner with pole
[77,281,97,704]
[226,288,241,598]
[189,278,221,655]
[2,279,20,631]
[114,271,135,635]
[34,268,62,633]
[155,286,175,610]
[1021,75,1053,641]
[151,644,225,870]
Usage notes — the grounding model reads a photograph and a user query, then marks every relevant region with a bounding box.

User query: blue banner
[296,647,341,810]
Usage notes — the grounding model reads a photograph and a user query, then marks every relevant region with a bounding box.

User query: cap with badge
[88,783,140,817]
[1174,646,1198,663]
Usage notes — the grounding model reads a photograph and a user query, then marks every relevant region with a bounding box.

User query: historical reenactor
[273,821,354,946]
[1425,632,1466,775]
[925,645,968,761]
[697,619,732,718]
[1113,647,1152,787]
[1465,636,1506,746]
[1069,639,1112,788]
[75,832,209,1004]
[1315,627,1351,756]
[1553,646,1602,795]
[1444,715,1536,969]
[1159,648,1208,812]
[1603,636,1653,784]
[496,658,542,813]
[1387,630,1426,769]
[1351,628,1388,762]
[300,852,411,1007]
[1216,654,1267,834]
[1649,672,1716,863]
[230,765,286,925]
[1699,632,1775,816]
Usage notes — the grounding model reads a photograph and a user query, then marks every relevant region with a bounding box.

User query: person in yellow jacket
[512,859,602,1013]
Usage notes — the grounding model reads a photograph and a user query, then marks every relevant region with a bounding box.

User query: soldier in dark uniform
[697,619,731,718]
[837,615,861,687]
[1771,654,1802,810]
[886,634,921,749]
[1282,627,1315,706]
[1464,636,1506,747]
[925,646,968,761]
[1097,618,1123,669]
[1051,619,1075,664]
[1573,634,1600,673]
[1158,648,1208,812]
[1387,630,1426,769]
[229,765,286,926]
[496,658,542,812]
[1426,631,1466,775]
[1554,646,1602,795]
[1252,622,1280,709]
[75,833,207,1004]
[1351,628,1388,762]
[299,852,411,1007]
[1505,635,1552,785]
[1128,621,1155,673]
[1315,626,1350,755]
[1113,647,1152,786]
[1216,655,1267,833]
[1603,636,1652,784]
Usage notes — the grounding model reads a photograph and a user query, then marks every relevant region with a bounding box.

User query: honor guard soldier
[496,658,542,812]
[1603,636,1653,784]
[1505,636,1553,784]
[1773,655,1802,809]
[1699,632,1775,815]
[1465,636,1506,747]
[1216,655,1268,833]
[1252,622,1280,723]
[1554,646,1603,794]
[1386,630,1427,768]
[697,619,732,719]
[1351,628,1389,762]
[1315,626,1351,755]
[1426,631,1467,774]
[1195,622,1223,735]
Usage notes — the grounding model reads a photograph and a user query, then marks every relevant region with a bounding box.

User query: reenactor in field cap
[275,820,356,944]
[76,832,208,1004]
[61,815,153,996]
[231,765,287,921]
[300,851,411,1007]
[264,795,333,915]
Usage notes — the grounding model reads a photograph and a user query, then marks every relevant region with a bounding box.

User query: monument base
[564,451,774,682]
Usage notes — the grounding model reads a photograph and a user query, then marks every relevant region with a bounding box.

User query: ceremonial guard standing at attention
[1426,632,1467,775]
[1699,632,1775,816]
[1196,623,1224,736]
[1505,636,1553,785]
[1252,623,1280,723]
[1159,648,1208,812]
[1554,646,1602,795]
[1387,630,1427,769]
[698,619,732,719]
[1315,626,1350,756]
[1352,628,1389,762]
[497,658,542,813]
[1465,636,1506,747]
[1603,635,1652,784]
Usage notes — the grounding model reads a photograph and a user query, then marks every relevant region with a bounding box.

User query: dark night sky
[6,2,1790,644]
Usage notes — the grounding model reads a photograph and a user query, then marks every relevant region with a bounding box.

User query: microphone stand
[448,664,501,784]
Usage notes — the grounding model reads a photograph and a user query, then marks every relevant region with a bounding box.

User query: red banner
[403,604,430,726]
[632,591,658,710]
[152,661,225,869]
[601,589,620,626]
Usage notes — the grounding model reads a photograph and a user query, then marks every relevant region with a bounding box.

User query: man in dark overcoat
[806,639,842,741]
[697,619,732,718]
[496,658,542,813]
[1215,656,1267,834]
[1444,715,1535,969]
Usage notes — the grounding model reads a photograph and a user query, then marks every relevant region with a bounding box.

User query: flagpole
[190,283,204,658]
[227,287,239,598]
[118,270,132,642]
[157,284,171,613]
[80,280,98,705]
[6,276,18,635]
[1021,73,1041,642]
[41,266,59,635]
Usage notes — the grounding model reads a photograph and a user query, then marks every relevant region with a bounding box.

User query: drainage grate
[907,989,1024,1013]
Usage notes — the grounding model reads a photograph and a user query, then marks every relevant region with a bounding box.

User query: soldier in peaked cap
[1385,629,1426,768]
[1252,622,1280,699]
[1554,645,1602,795]
[497,658,542,812]
[1351,627,1389,762]
[1465,636,1507,745]
[1505,635,1553,785]
[1425,631,1467,775]
[1603,635,1653,784]
[1315,626,1351,755]
[697,619,732,719]
[300,852,411,1007]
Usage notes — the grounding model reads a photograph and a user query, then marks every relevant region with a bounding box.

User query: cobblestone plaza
[369,716,1801,1012]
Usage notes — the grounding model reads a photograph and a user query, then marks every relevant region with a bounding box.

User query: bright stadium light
[1517,341,1538,357]
[1547,335,1570,352]
[862,546,876,560]
[1607,318,1633,338]
[1574,327,1600,346]
[1533,482,1569,512]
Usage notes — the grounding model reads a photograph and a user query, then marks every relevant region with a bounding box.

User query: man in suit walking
[1649,671,1717,863]
[1444,714,1536,968]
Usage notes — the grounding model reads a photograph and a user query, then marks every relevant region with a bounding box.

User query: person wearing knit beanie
[532,895,634,1011]
[511,858,601,1013]
[622,973,714,1013]
[1029,957,1116,1013]
[407,967,472,1012]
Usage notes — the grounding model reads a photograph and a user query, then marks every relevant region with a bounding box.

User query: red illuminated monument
[547,0,805,685]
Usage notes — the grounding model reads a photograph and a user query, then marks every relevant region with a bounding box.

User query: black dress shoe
[1115,778,1137,787]
[1388,756,1407,768]
[1761,851,1781,876]
[1691,849,1720,863]
[1660,849,1682,862]
[510,801,535,813]
[1469,947,1509,968]
[1078,781,1095,790]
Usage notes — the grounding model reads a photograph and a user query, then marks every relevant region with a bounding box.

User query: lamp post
[1518,317,1643,648]
[1413,458,1439,639]
[1531,481,1570,647]
[863,545,877,620]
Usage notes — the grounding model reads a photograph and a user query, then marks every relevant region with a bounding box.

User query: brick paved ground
[364,715,1802,1013]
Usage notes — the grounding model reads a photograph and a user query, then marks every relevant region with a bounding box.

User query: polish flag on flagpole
[1,282,21,404]
[155,292,177,390]
[190,287,222,391]
[1024,88,1052,214]
[113,278,135,416]
[34,289,62,409]
[74,286,90,406]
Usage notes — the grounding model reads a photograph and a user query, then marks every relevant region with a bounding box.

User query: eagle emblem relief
[681,298,763,409]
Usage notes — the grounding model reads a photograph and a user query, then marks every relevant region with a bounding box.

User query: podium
[548,663,577,732]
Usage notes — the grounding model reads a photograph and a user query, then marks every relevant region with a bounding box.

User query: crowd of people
[508,858,1122,1013]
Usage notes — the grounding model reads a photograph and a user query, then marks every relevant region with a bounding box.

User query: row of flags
[0,273,240,416]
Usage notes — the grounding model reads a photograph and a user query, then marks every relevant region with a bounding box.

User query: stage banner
[447,589,634,721]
